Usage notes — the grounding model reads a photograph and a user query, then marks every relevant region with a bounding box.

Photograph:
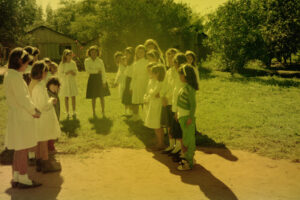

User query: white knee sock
[169,138,175,148]
[13,171,19,182]
[18,174,33,185]
[28,152,35,159]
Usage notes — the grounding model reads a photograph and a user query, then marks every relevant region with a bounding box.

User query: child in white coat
[58,49,78,118]
[4,48,42,188]
[144,64,166,150]
[130,45,148,121]
[30,61,61,173]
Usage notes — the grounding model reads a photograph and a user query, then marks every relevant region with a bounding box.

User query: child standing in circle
[144,64,166,150]
[47,77,61,155]
[113,52,128,114]
[85,45,110,118]
[160,48,178,153]
[30,61,61,173]
[170,53,187,160]
[122,47,135,115]
[185,50,200,87]
[130,45,148,121]
[58,49,78,118]
[4,48,42,188]
[23,46,40,85]
[176,64,198,170]
[144,39,165,64]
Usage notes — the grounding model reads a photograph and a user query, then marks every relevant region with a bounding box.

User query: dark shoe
[18,181,42,189]
[162,148,174,154]
[168,149,181,157]
[41,160,61,173]
[11,180,18,188]
[36,159,42,172]
[172,154,182,162]
[28,158,36,166]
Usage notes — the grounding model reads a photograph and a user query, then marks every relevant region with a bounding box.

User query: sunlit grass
[0,67,300,160]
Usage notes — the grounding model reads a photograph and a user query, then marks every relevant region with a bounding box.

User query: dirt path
[0,148,299,200]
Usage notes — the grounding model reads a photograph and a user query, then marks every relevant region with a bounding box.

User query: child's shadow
[196,133,238,162]
[125,121,239,199]
[60,117,81,137]
[149,150,238,200]
[5,168,63,200]
[88,117,113,135]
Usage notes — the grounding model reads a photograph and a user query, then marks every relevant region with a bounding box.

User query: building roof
[27,25,82,44]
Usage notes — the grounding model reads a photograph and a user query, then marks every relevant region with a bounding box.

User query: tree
[260,0,300,64]
[0,0,44,46]
[48,0,203,69]
[206,0,267,72]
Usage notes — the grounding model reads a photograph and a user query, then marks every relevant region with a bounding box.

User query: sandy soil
[0,147,299,200]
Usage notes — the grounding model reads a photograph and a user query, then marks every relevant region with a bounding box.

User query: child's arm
[71,61,78,76]
[10,76,37,116]
[99,60,106,85]
[187,88,196,125]
[32,85,56,112]
[114,66,121,87]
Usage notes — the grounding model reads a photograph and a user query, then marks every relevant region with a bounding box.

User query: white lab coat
[31,81,61,142]
[131,58,149,104]
[3,69,38,150]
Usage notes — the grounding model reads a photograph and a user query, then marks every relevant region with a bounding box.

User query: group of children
[4,47,63,189]
[113,39,200,171]
[3,43,112,188]
[3,39,199,189]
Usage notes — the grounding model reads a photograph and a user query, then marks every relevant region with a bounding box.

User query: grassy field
[0,66,300,161]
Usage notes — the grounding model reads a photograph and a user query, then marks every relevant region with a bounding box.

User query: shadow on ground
[88,116,113,135]
[125,119,239,200]
[60,117,81,137]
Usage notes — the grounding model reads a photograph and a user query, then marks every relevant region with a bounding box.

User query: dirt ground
[0,147,299,200]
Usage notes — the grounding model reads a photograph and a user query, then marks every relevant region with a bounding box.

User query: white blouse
[84,57,106,84]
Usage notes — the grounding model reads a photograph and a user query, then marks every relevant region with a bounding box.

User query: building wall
[28,27,83,62]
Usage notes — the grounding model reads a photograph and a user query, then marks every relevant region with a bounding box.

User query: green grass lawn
[0,68,300,161]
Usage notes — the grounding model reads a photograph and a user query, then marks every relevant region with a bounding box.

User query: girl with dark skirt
[85,45,110,118]
[121,47,135,114]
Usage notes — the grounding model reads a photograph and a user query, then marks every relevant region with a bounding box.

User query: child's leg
[65,97,69,114]
[100,97,105,116]
[36,142,48,161]
[132,105,139,115]
[155,128,164,148]
[179,116,196,168]
[15,149,29,175]
[71,96,76,113]
[92,98,96,116]
[48,140,56,152]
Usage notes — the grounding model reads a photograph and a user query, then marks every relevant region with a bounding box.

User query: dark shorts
[170,112,182,139]
[122,76,132,105]
[160,105,172,128]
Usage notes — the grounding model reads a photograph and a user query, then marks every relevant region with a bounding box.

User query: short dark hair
[185,50,197,66]
[8,48,32,70]
[87,45,100,57]
[173,53,187,68]
[114,51,123,63]
[178,64,198,90]
[46,77,61,90]
[146,49,160,61]
[147,62,157,70]
[31,61,48,80]
[124,47,134,66]
[151,64,165,82]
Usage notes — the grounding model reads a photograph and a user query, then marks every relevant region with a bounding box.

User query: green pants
[179,116,196,168]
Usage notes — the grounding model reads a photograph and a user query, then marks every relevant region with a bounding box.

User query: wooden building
[27,26,85,64]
